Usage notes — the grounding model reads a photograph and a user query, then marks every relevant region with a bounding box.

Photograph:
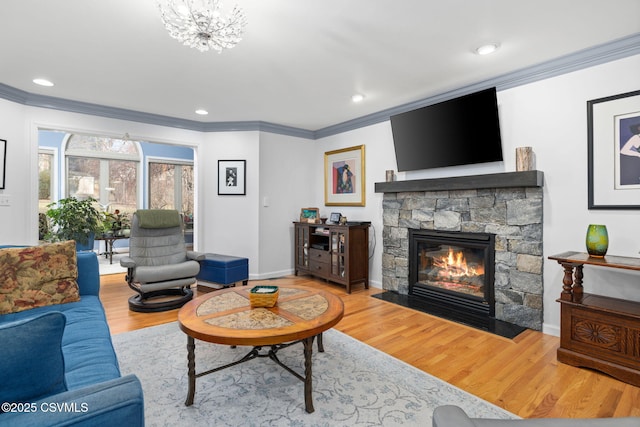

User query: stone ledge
[375,170,544,193]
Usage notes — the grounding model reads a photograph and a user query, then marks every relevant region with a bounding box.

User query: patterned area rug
[112,322,517,426]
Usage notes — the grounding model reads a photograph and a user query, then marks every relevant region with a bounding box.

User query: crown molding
[314,32,640,139]
[1,32,638,140]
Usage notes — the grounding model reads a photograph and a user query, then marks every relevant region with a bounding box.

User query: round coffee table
[178,285,344,413]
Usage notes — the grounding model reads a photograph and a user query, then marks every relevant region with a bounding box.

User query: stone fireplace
[375,171,544,331]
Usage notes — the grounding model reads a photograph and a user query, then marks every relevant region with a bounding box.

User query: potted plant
[103,210,131,237]
[45,196,104,251]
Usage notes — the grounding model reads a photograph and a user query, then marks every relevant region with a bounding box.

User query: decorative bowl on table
[249,286,279,308]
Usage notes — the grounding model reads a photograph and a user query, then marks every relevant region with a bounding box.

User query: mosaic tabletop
[178,285,345,346]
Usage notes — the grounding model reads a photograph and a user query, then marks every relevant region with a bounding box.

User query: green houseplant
[45,196,104,250]
[102,210,131,237]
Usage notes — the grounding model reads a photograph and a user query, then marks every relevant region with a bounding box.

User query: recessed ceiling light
[351,93,365,103]
[195,109,209,115]
[475,43,500,55]
[33,78,54,87]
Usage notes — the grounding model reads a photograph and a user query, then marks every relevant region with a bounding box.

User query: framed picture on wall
[0,139,6,189]
[218,160,246,195]
[588,89,640,209]
[324,144,365,206]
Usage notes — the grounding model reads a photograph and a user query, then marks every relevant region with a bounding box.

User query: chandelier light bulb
[157,0,247,53]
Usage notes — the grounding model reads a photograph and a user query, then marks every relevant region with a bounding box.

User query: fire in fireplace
[409,229,495,322]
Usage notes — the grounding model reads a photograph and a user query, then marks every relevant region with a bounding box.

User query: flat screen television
[390,87,503,172]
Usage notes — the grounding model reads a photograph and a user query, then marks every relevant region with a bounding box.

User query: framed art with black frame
[218,160,246,195]
[0,139,6,189]
[588,89,640,210]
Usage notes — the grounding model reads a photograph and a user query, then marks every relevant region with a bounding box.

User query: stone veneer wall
[381,186,543,330]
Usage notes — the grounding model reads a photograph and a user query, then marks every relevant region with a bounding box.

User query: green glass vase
[586,224,608,258]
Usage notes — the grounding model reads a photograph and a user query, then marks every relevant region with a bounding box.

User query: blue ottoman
[197,253,249,289]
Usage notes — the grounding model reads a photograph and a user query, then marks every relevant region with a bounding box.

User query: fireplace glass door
[416,242,485,299]
[409,229,495,319]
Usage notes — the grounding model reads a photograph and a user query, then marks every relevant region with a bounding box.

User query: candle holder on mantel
[586,224,608,258]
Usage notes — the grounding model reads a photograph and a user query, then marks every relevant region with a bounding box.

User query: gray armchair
[432,405,640,427]
[120,209,204,312]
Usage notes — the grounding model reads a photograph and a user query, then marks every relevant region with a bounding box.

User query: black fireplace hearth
[372,291,526,339]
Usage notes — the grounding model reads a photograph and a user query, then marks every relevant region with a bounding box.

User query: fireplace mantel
[375,170,543,193]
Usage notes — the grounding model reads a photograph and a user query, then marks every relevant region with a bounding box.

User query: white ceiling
[1,0,639,132]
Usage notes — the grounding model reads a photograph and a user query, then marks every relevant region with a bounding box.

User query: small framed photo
[300,207,319,223]
[218,160,246,195]
[329,212,342,224]
[324,144,365,206]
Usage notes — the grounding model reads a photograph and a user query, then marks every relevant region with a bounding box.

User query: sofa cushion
[133,260,200,284]
[58,295,122,389]
[0,241,80,314]
[0,312,68,402]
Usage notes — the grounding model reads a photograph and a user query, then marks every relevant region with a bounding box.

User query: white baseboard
[249,269,295,281]
[542,323,560,337]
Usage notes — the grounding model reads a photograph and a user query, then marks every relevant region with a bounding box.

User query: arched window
[65,134,140,215]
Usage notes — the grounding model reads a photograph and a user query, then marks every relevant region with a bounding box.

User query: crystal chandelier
[157,0,247,53]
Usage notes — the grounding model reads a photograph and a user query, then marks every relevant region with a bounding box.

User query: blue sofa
[0,249,144,426]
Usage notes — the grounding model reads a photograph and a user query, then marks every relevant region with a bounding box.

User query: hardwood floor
[100,273,640,419]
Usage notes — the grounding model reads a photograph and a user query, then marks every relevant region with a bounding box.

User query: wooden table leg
[107,239,114,264]
[573,265,584,301]
[560,262,575,301]
[302,336,314,413]
[185,335,196,406]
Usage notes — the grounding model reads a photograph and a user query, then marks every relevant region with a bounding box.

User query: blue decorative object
[0,312,67,402]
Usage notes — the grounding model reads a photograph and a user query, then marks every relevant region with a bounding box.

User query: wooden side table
[549,251,640,386]
[178,285,344,413]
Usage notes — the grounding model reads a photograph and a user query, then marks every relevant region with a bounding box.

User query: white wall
[0,99,29,244]
[314,122,396,289]
[0,104,314,282]
[1,53,638,335]
[502,54,640,335]
[318,54,640,335]
[197,131,258,261]
[258,132,316,278]
[197,130,316,280]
